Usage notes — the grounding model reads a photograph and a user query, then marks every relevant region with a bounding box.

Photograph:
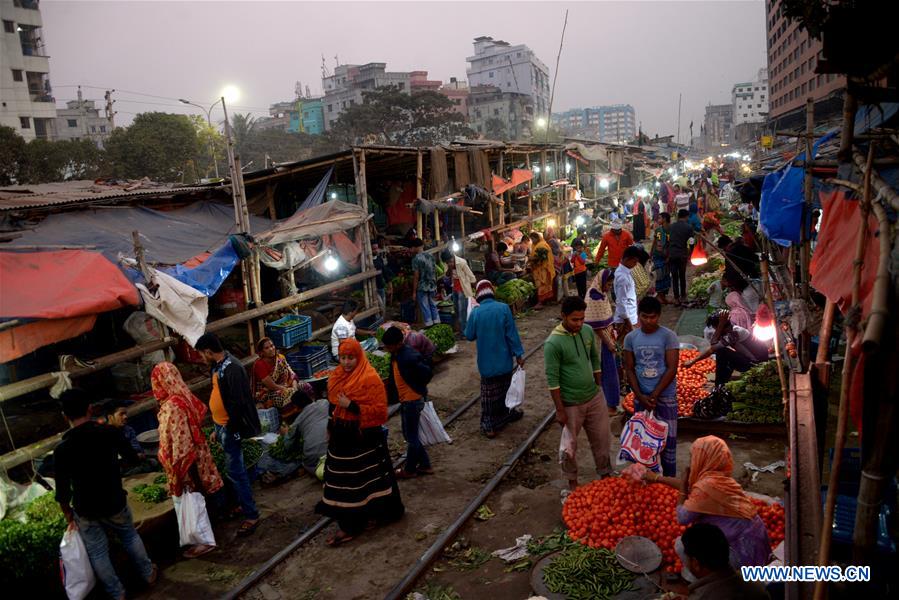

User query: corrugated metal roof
[0,180,221,211]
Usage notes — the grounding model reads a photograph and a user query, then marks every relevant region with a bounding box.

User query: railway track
[221,340,549,600]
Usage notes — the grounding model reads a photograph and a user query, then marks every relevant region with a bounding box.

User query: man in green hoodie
[544,296,612,492]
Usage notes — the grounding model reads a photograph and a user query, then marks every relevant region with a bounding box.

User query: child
[571,239,589,298]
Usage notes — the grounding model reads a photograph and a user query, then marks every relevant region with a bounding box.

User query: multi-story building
[321,63,413,131]
[466,36,550,125]
[732,68,769,126]
[552,104,637,143]
[409,71,442,93]
[703,103,733,149]
[467,85,533,140]
[438,77,469,119]
[254,101,297,133]
[299,97,324,135]
[1,0,56,140]
[766,0,845,120]
[54,88,111,146]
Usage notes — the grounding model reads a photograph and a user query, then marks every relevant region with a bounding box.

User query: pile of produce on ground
[688,272,720,301]
[494,279,535,306]
[725,361,785,424]
[721,219,743,239]
[562,476,685,573]
[541,542,635,599]
[751,498,785,549]
[0,493,66,583]
[423,324,455,354]
[694,255,724,276]
[205,427,263,474]
[267,433,304,463]
[132,483,168,504]
[622,349,715,416]
[366,352,391,380]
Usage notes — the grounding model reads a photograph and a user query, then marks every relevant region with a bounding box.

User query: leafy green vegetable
[0,493,66,583]
[204,428,264,473]
[153,473,168,485]
[694,255,724,276]
[495,279,536,305]
[268,433,304,463]
[366,352,391,380]
[132,483,168,504]
[423,324,455,354]
[725,361,785,423]
[688,272,720,301]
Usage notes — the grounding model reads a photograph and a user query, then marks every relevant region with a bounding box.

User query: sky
[42,0,767,140]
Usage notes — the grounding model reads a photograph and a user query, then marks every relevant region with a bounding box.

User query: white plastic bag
[173,492,216,547]
[467,296,479,315]
[59,528,95,600]
[558,425,575,464]
[418,400,452,446]
[504,367,526,410]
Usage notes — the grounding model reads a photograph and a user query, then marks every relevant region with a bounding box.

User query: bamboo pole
[814,300,836,390]
[759,255,790,407]
[416,151,424,239]
[354,149,377,315]
[800,98,814,367]
[860,199,890,352]
[813,145,874,600]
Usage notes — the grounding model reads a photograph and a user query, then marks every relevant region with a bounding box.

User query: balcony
[26,71,52,102]
[14,0,40,9]
[19,25,47,57]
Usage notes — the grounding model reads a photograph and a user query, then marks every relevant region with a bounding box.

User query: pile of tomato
[751,498,786,549]
[621,349,715,416]
[562,477,686,573]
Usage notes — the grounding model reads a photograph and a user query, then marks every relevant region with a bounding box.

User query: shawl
[585,269,615,328]
[725,291,754,330]
[151,362,208,481]
[328,338,388,428]
[684,436,758,520]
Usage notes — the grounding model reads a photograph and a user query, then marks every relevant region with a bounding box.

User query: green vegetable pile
[721,219,743,239]
[688,272,720,301]
[495,279,536,305]
[275,315,305,326]
[153,473,168,485]
[725,361,785,424]
[542,543,635,600]
[423,324,455,354]
[132,483,168,504]
[0,493,66,583]
[366,352,391,380]
[694,255,724,275]
[205,427,264,474]
[267,433,304,463]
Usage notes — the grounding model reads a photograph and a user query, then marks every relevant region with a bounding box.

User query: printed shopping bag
[618,410,669,472]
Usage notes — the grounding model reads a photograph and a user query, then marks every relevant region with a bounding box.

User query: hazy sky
[43,0,766,139]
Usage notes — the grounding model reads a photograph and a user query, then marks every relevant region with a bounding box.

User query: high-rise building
[321,63,414,131]
[732,68,769,126]
[0,0,56,140]
[465,36,550,120]
[703,103,733,149]
[766,0,845,120]
[54,88,111,147]
[552,105,637,143]
[467,85,532,140]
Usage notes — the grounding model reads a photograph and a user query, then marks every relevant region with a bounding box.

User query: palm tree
[230,113,256,157]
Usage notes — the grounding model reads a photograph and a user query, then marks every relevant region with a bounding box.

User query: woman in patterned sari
[253,337,300,411]
[151,362,223,558]
[316,339,404,546]
[528,231,556,308]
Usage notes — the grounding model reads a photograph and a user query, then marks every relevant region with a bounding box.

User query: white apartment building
[54,88,111,147]
[321,63,412,131]
[465,36,550,120]
[0,0,55,140]
[732,68,769,126]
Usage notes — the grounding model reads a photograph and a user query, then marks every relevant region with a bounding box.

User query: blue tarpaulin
[297,167,333,212]
[161,241,240,296]
[760,131,837,246]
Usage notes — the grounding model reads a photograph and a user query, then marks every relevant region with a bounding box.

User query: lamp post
[179,98,222,178]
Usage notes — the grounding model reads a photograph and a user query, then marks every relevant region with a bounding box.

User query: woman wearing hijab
[151,362,224,558]
[585,268,621,415]
[528,231,556,308]
[722,274,754,331]
[644,436,771,573]
[316,339,404,546]
[632,200,647,242]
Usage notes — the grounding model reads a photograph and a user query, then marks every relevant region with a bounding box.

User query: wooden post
[575,158,580,192]
[526,153,533,222]
[265,183,277,221]
[354,149,379,316]
[416,151,424,239]
[434,209,441,242]
[541,150,548,186]
[800,98,814,367]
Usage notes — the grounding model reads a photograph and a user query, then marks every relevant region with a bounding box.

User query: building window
[327,104,332,112]
[11,69,23,82]
[809,79,815,91]
[20,116,30,129]
[489,71,494,78]
[3,20,14,33]
[99,125,106,133]
[67,119,77,127]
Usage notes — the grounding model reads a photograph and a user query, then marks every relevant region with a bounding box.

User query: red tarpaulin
[0,250,139,319]
[809,188,879,319]
[492,169,534,195]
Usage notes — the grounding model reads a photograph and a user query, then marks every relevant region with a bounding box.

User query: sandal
[236,519,259,537]
[184,544,215,559]
[394,468,418,479]
[416,467,435,476]
[326,530,355,547]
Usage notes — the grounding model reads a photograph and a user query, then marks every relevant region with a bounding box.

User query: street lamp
[179,97,224,178]
[536,117,547,129]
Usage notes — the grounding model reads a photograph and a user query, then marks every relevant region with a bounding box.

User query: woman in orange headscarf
[644,436,771,575]
[316,339,404,546]
[528,231,556,307]
[152,362,224,558]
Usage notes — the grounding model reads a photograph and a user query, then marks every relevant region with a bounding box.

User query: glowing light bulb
[324,253,338,272]
[575,215,585,226]
[330,192,338,199]
[753,305,776,341]
[599,178,610,190]
[451,239,460,252]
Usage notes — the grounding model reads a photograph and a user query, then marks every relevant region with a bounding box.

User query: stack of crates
[265,314,312,348]
[287,345,330,379]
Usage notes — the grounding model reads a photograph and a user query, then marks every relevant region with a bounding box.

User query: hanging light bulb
[565,162,571,173]
[599,178,610,190]
[753,304,776,341]
[690,238,708,266]
[330,192,338,199]
[324,250,339,272]
[451,237,460,252]
[575,215,585,226]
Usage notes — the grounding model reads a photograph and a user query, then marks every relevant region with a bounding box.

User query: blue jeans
[452,291,468,332]
[634,395,678,477]
[417,289,440,327]
[215,424,259,520]
[74,505,153,599]
[400,398,431,474]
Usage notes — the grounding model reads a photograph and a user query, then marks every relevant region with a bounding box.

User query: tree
[188,115,226,179]
[19,139,104,183]
[104,112,199,181]
[0,126,26,184]
[484,117,508,140]
[329,85,474,147]
[229,113,257,159]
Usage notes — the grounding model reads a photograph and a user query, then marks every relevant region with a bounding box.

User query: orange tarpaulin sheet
[809,188,879,318]
[0,315,96,363]
[492,169,534,195]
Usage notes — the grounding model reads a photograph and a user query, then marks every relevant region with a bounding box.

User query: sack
[692,386,734,419]
[558,425,575,464]
[504,367,526,410]
[418,400,452,446]
[59,528,95,600]
[173,492,216,548]
[618,410,669,472]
